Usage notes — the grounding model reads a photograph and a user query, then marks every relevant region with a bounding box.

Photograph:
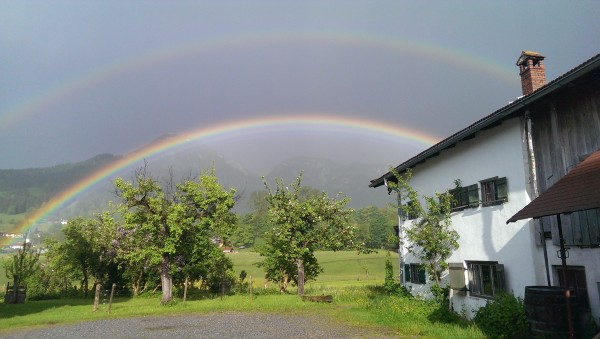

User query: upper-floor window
[449,184,479,211]
[480,177,508,206]
[467,261,505,298]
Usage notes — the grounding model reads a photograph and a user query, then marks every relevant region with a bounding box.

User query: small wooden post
[220,279,224,300]
[108,283,116,314]
[249,275,253,301]
[183,275,189,304]
[93,284,101,313]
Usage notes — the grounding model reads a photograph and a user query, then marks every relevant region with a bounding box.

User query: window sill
[482,200,506,207]
[468,293,494,300]
[451,204,479,212]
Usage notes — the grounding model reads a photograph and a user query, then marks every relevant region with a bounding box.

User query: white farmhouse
[370,51,600,324]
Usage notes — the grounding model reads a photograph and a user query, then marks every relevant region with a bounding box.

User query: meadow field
[231,250,395,289]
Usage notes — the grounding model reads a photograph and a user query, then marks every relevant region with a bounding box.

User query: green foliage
[258,172,360,295]
[114,166,237,304]
[3,242,40,290]
[473,293,530,339]
[353,206,397,249]
[389,169,459,286]
[38,213,124,299]
[429,284,450,306]
[383,251,397,294]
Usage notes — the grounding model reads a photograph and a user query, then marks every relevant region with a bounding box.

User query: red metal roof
[507,149,600,223]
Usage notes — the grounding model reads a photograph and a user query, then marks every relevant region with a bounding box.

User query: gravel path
[1,312,397,338]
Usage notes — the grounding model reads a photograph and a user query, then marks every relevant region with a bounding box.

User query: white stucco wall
[398,117,546,318]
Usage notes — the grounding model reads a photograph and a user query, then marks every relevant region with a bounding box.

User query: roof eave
[370,53,600,188]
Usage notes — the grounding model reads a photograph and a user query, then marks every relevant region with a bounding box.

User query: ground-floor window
[405,263,426,284]
[555,265,589,310]
[467,261,505,298]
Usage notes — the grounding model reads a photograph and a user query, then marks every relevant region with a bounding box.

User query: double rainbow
[2,115,439,245]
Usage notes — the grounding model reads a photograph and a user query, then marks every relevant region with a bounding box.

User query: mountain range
[0,145,397,220]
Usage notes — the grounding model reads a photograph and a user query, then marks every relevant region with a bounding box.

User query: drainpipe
[525,113,551,286]
[556,214,574,339]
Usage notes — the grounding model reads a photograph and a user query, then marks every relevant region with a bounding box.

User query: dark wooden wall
[530,73,600,246]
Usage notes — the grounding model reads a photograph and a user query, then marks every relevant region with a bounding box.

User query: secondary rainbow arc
[0,31,516,132]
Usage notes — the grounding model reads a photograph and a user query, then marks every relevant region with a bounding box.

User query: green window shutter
[404,264,411,283]
[496,177,508,202]
[418,265,426,284]
[493,264,505,295]
[467,184,479,207]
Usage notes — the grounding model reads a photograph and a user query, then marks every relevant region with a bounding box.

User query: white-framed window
[467,261,505,298]
[480,177,508,206]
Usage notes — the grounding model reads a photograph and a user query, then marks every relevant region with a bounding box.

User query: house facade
[370,51,600,321]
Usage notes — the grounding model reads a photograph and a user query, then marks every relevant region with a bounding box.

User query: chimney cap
[517,50,545,66]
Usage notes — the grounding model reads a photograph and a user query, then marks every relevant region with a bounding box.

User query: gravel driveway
[1,312,397,338]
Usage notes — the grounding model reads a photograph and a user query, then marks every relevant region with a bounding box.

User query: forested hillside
[0,154,119,215]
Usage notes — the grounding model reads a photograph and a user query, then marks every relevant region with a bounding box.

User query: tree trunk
[132,269,144,296]
[280,275,288,294]
[160,256,173,304]
[81,265,89,298]
[297,258,305,296]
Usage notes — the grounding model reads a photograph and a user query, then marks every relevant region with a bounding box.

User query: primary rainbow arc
[2,114,439,246]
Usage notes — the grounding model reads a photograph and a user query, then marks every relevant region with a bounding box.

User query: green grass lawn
[230,250,395,289]
[0,287,483,338]
[0,250,485,338]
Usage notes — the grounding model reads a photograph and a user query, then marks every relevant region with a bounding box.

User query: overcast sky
[1,1,599,172]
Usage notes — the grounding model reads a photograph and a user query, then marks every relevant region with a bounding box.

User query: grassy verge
[0,286,484,338]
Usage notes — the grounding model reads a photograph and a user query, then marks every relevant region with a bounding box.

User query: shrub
[473,293,530,339]
[383,252,397,294]
[430,284,450,306]
[382,253,411,297]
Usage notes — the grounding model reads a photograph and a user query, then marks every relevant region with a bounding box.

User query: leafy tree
[39,213,122,298]
[114,167,236,304]
[353,206,397,249]
[3,241,40,296]
[58,217,97,297]
[258,173,359,295]
[232,213,259,248]
[389,169,459,287]
[42,238,82,296]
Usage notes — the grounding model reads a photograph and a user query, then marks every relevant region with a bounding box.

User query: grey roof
[370,53,600,188]
[507,149,600,222]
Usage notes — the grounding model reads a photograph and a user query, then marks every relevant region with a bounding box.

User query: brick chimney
[516,51,546,95]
